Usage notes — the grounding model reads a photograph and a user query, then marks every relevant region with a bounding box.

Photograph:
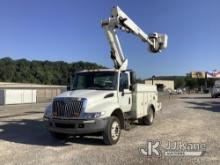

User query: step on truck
[44,6,168,145]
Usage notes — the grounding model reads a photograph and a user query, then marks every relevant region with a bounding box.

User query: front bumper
[44,116,108,135]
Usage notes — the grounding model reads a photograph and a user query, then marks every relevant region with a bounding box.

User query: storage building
[0,82,66,105]
[145,80,174,91]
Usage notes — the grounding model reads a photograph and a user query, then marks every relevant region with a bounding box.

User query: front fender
[87,101,120,118]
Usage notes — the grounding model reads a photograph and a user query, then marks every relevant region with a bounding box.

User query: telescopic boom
[102,6,168,70]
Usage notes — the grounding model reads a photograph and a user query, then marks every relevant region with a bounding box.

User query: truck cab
[44,69,161,144]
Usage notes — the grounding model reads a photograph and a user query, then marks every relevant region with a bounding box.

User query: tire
[138,118,143,124]
[103,116,121,145]
[142,106,154,125]
[212,95,216,98]
[50,131,67,140]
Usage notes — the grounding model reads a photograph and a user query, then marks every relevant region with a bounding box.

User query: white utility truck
[44,6,168,145]
[211,80,220,98]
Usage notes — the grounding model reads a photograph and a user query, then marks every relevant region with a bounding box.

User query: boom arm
[102,6,168,70]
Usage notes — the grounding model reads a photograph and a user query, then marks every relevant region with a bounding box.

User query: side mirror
[129,85,133,91]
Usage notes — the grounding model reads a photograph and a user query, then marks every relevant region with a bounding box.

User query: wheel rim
[111,121,120,140]
[149,110,153,123]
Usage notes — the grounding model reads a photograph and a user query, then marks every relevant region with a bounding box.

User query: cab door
[118,72,132,112]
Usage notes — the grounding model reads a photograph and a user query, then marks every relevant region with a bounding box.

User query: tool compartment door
[131,84,157,119]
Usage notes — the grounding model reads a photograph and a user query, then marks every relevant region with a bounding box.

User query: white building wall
[145,80,174,91]
[0,89,36,105]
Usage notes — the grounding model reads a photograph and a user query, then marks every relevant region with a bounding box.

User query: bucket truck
[44,6,168,145]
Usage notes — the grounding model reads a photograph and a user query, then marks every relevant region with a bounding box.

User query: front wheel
[103,116,121,145]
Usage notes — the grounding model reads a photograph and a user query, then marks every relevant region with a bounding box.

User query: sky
[0,0,219,78]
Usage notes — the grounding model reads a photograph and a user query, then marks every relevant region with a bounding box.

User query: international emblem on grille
[52,98,84,118]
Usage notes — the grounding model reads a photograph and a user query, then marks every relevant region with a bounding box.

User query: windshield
[72,71,118,90]
[215,84,220,88]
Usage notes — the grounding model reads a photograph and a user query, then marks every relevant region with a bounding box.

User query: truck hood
[55,90,117,110]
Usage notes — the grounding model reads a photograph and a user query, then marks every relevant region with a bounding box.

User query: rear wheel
[138,118,143,124]
[212,95,216,98]
[142,106,154,125]
[103,116,121,145]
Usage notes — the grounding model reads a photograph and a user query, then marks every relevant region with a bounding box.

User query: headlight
[80,111,105,119]
[44,104,52,118]
[81,98,88,111]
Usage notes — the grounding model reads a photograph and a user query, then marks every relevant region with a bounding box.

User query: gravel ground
[0,94,219,165]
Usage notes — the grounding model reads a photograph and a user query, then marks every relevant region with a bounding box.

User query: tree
[174,78,185,89]
[185,77,197,90]
[0,57,105,85]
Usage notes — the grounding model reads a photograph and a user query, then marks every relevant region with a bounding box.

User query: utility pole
[152,75,156,85]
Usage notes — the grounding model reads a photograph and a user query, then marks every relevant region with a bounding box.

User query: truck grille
[52,98,84,118]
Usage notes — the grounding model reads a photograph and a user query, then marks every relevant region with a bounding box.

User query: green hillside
[0,57,105,85]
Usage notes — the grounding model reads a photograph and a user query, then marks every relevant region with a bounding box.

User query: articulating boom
[102,6,168,70]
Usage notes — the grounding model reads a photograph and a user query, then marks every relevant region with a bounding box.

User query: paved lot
[0,94,219,165]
